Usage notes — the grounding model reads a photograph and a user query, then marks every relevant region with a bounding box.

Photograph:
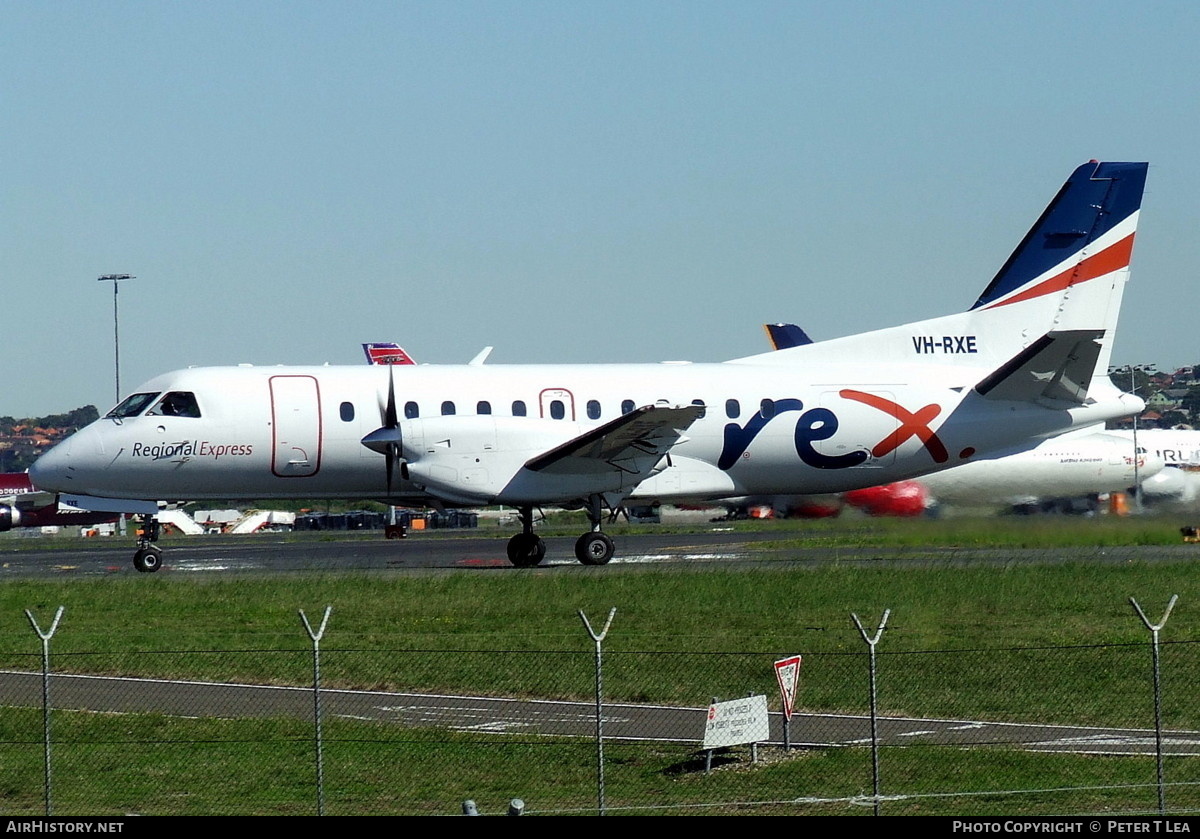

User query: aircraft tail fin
[764,323,814,350]
[969,161,1146,313]
[363,343,416,365]
[732,161,1148,388]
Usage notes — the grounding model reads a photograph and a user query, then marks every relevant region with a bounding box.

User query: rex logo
[838,389,950,464]
[718,391,954,471]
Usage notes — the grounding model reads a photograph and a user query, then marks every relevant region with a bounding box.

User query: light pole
[97,274,135,404]
[1109,363,1158,515]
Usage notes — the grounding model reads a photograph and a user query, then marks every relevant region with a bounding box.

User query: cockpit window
[106,392,161,419]
[148,391,201,418]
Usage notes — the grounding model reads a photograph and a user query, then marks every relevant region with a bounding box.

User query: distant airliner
[31,161,1149,571]
[0,473,117,533]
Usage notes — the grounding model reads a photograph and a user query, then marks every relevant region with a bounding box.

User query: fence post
[1129,595,1177,816]
[299,606,333,816]
[24,606,64,817]
[579,607,616,816]
[851,609,890,817]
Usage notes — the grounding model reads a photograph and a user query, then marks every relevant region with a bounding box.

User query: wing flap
[525,404,705,476]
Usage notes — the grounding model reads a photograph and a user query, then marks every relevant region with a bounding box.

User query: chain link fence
[2,602,1199,816]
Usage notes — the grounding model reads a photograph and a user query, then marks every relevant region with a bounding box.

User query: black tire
[506,533,546,567]
[133,546,163,573]
[575,532,614,565]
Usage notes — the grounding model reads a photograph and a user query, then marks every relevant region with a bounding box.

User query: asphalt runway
[2,669,1197,756]
[2,526,1200,578]
[0,527,793,577]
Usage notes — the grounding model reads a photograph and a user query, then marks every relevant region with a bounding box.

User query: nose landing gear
[132,516,163,573]
[506,507,547,567]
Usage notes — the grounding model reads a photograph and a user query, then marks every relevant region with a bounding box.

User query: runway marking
[372,702,633,729]
[1027,734,1200,751]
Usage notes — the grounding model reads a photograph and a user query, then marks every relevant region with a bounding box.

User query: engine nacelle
[0,505,21,532]
[843,480,929,517]
[400,415,619,505]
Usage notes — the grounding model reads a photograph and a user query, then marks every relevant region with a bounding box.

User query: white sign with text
[702,695,770,749]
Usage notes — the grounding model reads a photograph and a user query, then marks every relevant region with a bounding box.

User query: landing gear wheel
[575,532,614,565]
[506,533,546,567]
[133,545,163,573]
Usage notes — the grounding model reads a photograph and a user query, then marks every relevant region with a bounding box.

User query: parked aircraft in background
[731,427,1163,518]
[365,342,497,367]
[763,323,813,350]
[0,473,119,533]
[1121,429,1200,506]
[362,343,417,366]
[31,161,1149,570]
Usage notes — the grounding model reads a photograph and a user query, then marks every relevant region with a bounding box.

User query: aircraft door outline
[270,375,323,477]
[539,388,575,420]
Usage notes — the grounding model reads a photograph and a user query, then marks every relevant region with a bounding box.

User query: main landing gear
[574,495,614,565]
[132,515,163,573]
[505,496,617,567]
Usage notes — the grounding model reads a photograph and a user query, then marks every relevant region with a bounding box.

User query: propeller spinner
[360,363,406,494]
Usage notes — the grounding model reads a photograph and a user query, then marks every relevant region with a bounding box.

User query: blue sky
[4,1,1199,416]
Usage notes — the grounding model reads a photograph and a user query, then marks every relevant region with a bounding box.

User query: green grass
[3,514,1200,814]
[2,707,1196,816]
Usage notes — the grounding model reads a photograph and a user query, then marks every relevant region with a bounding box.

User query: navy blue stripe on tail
[970,161,1148,310]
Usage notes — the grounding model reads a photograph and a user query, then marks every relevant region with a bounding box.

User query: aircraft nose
[1138,451,1166,481]
[29,436,74,491]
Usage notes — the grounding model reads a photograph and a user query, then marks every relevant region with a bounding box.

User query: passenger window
[404,401,419,419]
[339,402,355,422]
[477,401,492,415]
[106,392,161,419]
[691,399,706,418]
[512,400,527,417]
[148,392,201,418]
[725,399,740,419]
[621,399,635,415]
[550,400,565,420]
[760,398,775,419]
[441,401,456,416]
[586,400,601,420]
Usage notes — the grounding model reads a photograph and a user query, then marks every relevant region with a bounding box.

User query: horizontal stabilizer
[526,404,704,475]
[974,330,1104,405]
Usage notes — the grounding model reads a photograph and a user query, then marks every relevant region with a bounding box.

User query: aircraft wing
[525,404,704,477]
[974,329,1104,405]
[12,490,58,511]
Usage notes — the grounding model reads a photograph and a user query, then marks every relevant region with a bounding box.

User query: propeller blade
[384,363,398,428]
[362,363,406,496]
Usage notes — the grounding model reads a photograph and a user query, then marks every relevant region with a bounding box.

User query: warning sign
[702,695,770,749]
[774,655,802,720]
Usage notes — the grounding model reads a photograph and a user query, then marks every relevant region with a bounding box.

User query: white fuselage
[30,359,1140,508]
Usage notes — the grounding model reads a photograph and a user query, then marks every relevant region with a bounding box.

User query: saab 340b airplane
[30,161,1149,571]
